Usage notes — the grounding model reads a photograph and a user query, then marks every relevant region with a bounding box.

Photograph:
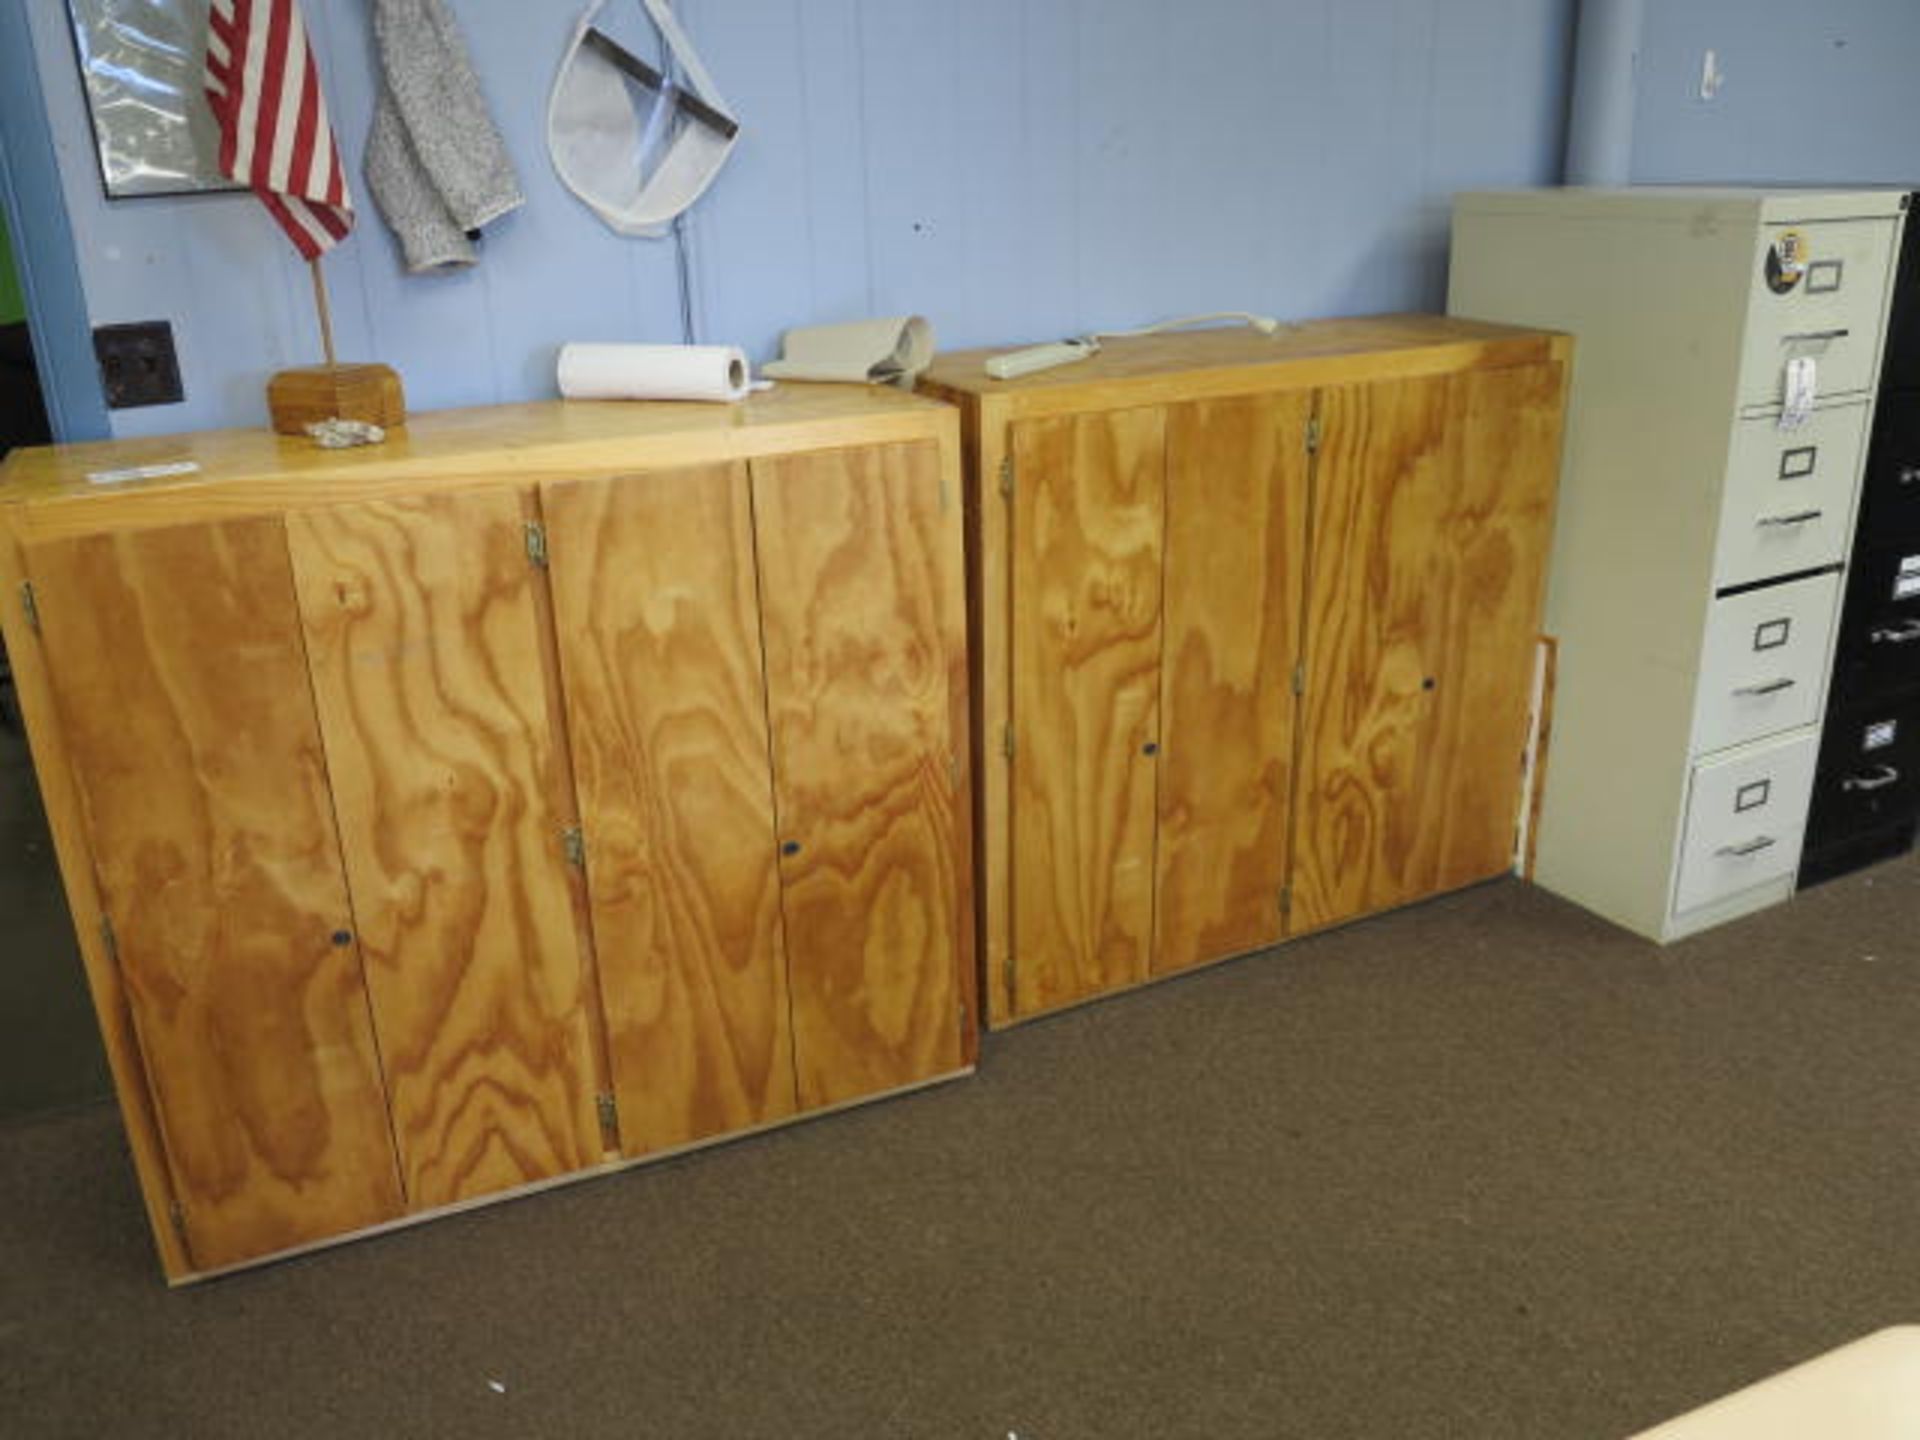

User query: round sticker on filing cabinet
[1766,230,1809,294]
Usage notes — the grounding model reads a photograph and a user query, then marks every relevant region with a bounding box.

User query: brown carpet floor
[5,865,1920,1439]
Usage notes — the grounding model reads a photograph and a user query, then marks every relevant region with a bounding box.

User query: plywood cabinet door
[26,517,403,1270]
[543,465,798,1153]
[1155,393,1310,973]
[1008,407,1167,1015]
[751,441,965,1107]
[1292,364,1562,932]
[286,489,606,1209]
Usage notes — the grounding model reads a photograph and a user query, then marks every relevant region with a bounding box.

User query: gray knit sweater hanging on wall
[365,0,524,272]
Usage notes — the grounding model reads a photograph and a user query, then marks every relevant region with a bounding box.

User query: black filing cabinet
[1804,196,1920,885]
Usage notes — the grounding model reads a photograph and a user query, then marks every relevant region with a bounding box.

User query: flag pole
[308,254,337,369]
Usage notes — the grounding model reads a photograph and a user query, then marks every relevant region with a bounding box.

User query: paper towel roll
[556,343,752,402]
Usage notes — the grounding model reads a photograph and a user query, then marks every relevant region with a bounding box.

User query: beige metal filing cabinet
[1449,188,1908,941]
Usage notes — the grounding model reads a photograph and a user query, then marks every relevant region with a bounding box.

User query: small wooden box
[266,363,406,436]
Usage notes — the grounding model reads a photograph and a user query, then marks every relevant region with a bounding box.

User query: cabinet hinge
[524,520,550,569]
[167,1199,189,1243]
[998,454,1014,498]
[1002,725,1015,762]
[561,824,586,870]
[1291,663,1305,696]
[1278,885,1293,918]
[595,1091,619,1146]
[1305,415,1323,455]
[98,913,120,967]
[1002,951,1016,1007]
[18,580,40,636]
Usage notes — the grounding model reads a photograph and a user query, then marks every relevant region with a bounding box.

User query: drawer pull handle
[1842,765,1902,793]
[1756,509,1824,527]
[1733,677,1796,697]
[1781,328,1850,345]
[1716,836,1777,859]
[1870,620,1920,645]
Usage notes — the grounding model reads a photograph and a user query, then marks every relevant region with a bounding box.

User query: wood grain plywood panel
[1292,363,1561,932]
[26,517,402,1270]
[543,466,797,1153]
[286,489,603,1209]
[752,441,964,1107]
[1008,408,1166,1015]
[1155,393,1308,972]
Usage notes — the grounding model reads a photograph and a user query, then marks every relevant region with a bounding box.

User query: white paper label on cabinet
[1865,720,1898,751]
[1779,356,1818,431]
[1895,556,1920,602]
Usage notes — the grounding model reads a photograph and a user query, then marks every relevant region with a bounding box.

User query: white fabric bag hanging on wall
[548,0,739,238]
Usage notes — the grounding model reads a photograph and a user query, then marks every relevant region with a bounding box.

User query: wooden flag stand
[265,257,406,436]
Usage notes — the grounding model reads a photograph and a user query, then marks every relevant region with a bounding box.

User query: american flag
[204,0,352,260]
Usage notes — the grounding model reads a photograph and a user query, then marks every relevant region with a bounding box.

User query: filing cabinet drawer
[1692,571,1841,754]
[1873,196,1920,392]
[1714,403,1868,588]
[1738,218,1899,410]
[1674,730,1817,915]
[1806,697,1920,848]
[1833,539,1920,700]
[1859,397,1920,543]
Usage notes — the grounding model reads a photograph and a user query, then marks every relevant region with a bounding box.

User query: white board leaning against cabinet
[1449,187,1908,941]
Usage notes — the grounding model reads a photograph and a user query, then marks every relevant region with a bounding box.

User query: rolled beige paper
[556,342,752,402]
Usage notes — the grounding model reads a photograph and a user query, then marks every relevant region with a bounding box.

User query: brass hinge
[524,520,550,569]
[18,580,40,636]
[561,824,586,870]
[1291,663,1305,696]
[595,1091,619,1146]
[98,913,120,967]
[998,454,1014,498]
[167,1199,189,1243]
[1002,725,1015,762]
[1305,415,1323,454]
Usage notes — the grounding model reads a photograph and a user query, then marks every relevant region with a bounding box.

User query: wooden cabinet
[922,316,1566,1025]
[0,389,975,1281]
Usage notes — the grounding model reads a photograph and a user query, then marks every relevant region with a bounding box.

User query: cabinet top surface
[918,313,1568,404]
[1456,186,1910,225]
[0,383,952,522]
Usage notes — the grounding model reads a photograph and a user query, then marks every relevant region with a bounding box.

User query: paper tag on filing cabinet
[1779,356,1817,431]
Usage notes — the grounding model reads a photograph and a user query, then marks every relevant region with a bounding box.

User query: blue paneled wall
[1633,0,1920,186]
[24,0,1576,438]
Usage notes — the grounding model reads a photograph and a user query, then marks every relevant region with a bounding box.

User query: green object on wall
[0,213,25,326]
